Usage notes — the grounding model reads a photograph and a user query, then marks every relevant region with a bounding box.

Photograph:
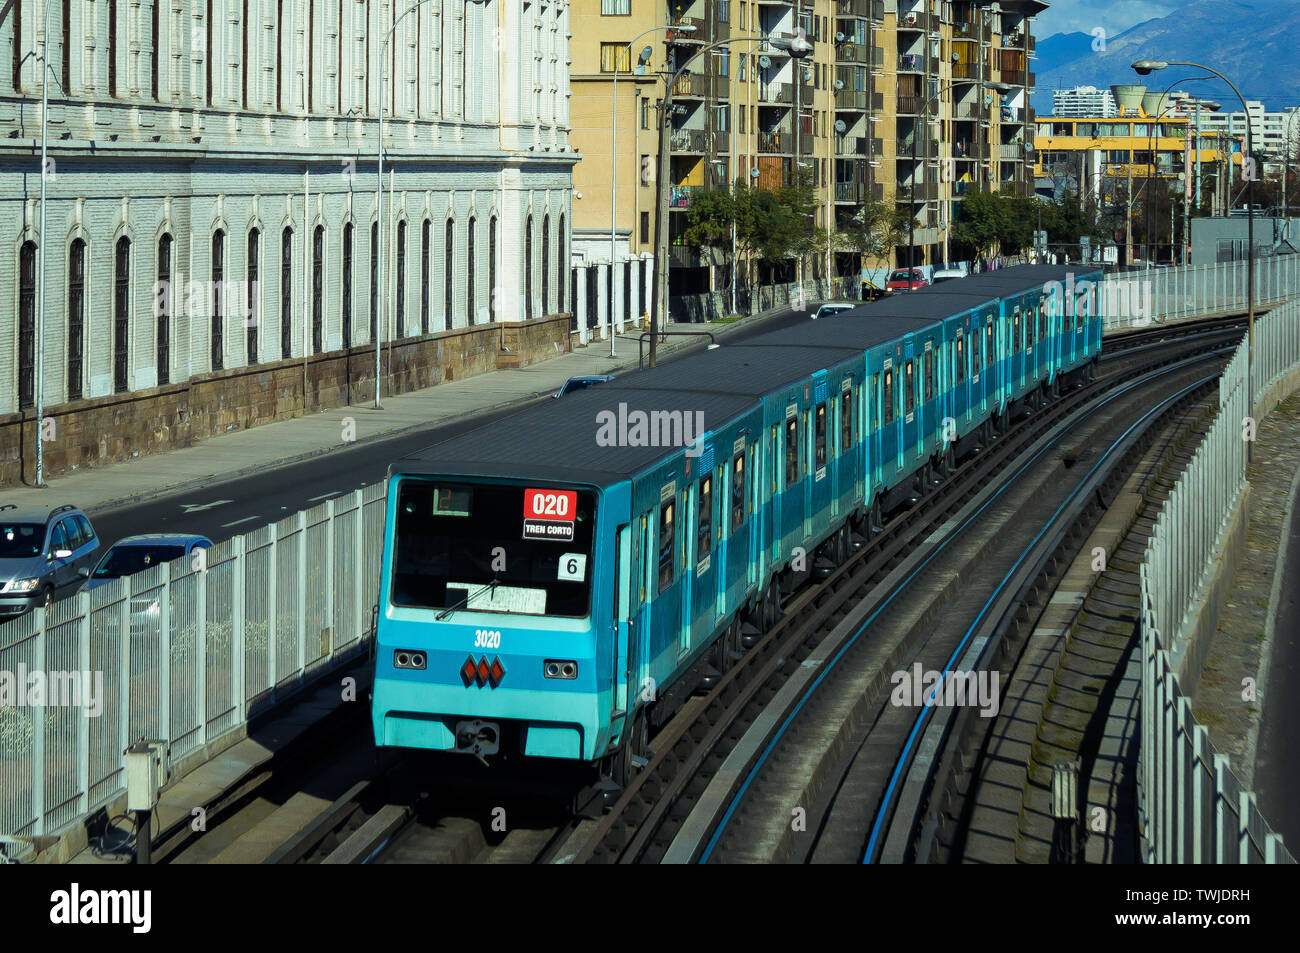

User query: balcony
[953,101,989,121]
[667,16,707,45]
[836,180,867,202]
[898,53,923,73]
[897,96,922,115]
[898,10,933,31]
[1001,69,1034,87]
[672,72,713,99]
[669,244,705,267]
[670,186,696,209]
[835,88,870,111]
[758,83,794,105]
[1000,142,1027,160]
[899,181,940,201]
[836,0,870,15]
[836,43,873,66]
[952,61,980,81]
[836,135,869,155]
[758,130,788,153]
[672,128,711,153]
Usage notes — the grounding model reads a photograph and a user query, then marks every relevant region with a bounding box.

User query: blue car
[83,534,214,592]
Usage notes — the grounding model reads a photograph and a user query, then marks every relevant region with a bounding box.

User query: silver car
[0,504,101,617]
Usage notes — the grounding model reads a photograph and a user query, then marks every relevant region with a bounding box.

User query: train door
[716,461,729,621]
[803,407,813,541]
[613,523,632,720]
[746,443,758,590]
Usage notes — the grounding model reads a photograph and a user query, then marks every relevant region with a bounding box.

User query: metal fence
[1137,298,1299,863]
[1100,255,1300,332]
[0,482,387,839]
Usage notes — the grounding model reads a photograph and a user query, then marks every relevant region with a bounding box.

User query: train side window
[883,370,894,425]
[924,349,934,403]
[956,335,965,383]
[638,514,649,605]
[658,501,675,594]
[815,403,827,469]
[698,476,713,558]
[985,323,993,365]
[785,417,798,485]
[1013,311,1021,352]
[841,390,852,451]
[905,360,915,414]
[732,452,745,529]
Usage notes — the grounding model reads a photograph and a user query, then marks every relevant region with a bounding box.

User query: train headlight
[544,659,577,680]
[394,650,427,670]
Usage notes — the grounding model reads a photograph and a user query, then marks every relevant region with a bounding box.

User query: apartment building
[569,0,1041,317]
[0,1,574,482]
[1053,85,1118,119]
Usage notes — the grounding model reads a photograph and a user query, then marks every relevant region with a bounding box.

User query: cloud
[1035,0,1185,40]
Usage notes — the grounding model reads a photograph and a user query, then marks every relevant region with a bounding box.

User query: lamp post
[1134,61,1256,367]
[611,26,688,359]
[34,0,51,488]
[649,32,771,368]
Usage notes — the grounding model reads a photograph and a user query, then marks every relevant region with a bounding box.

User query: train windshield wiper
[436,576,500,621]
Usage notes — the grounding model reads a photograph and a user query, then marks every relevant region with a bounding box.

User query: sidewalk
[2,309,797,516]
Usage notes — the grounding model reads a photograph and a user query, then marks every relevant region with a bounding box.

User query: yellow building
[568,0,1039,332]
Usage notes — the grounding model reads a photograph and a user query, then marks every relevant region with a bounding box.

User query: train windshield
[390,480,597,618]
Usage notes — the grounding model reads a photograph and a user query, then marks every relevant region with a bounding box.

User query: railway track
[557,319,1243,864]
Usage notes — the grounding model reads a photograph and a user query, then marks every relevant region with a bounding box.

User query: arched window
[281,227,293,360]
[542,214,550,316]
[525,215,534,319]
[369,221,379,343]
[247,229,260,364]
[68,238,86,400]
[157,234,172,384]
[558,213,566,313]
[312,225,324,352]
[114,236,131,393]
[341,223,352,348]
[420,220,431,335]
[18,241,36,409]
[488,217,497,322]
[395,220,406,337]
[466,217,476,326]
[211,229,225,371]
[444,219,455,329]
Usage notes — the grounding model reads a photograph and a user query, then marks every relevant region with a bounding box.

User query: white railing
[1137,299,1300,863]
[1100,255,1300,332]
[0,482,387,840]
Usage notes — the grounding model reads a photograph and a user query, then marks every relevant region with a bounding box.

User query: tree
[837,196,909,265]
[950,187,1005,261]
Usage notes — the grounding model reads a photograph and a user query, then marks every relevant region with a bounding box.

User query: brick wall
[0,316,571,487]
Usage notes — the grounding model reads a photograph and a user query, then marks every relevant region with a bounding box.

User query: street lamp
[610,26,690,359]
[34,0,52,487]
[1134,60,1256,370]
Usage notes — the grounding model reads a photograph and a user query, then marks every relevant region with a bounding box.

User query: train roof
[610,342,864,396]
[958,264,1091,291]
[391,386,756,484]
[731,312,939,350]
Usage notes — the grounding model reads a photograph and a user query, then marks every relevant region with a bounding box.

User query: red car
[885,268,929,293]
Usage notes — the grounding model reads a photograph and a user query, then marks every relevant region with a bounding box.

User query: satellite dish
[750,168,761,178]
[758,55,772,69]
[834,119,847,133]
[834,79,845,90]
[835,31,845,43]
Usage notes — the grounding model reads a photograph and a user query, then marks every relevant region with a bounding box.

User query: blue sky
[1034,0,1184,39]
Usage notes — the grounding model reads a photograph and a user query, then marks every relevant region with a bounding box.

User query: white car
[813,302,857,320]
[931,269,967,284]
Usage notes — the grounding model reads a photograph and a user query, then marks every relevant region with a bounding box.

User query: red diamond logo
[476,657,491,687]
[461,657,477,686]
[489,657,505,688]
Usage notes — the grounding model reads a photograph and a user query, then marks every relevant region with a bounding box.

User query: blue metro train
[370,264,1105,782]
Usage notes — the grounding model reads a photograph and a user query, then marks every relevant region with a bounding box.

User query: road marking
[307,491,343,502]
[181,500,233,513]
[220,516,261,528]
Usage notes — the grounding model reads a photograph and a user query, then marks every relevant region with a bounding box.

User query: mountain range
[1031,0,1300,115]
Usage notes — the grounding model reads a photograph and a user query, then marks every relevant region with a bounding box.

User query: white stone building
[0,0,575,414]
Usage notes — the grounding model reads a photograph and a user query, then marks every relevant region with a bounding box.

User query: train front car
[372,473,614,766]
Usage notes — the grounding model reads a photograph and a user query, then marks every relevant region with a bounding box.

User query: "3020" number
[474,629,502,649]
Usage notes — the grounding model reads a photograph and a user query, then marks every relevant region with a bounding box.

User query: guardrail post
[1239,791,1252,863]
[267,529,279,698]
[297,511,307,683]
[118,583,130,790]
[76,592,90,819]
[354,490,365,642]
[232,535,246,725]
[1213,753,1230,863]
[159,568,171,748]
[196,549,207,749]
[325,499,336,657]
[31,610,46,835]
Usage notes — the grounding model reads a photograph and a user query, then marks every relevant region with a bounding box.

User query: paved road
[89,304,817,550]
